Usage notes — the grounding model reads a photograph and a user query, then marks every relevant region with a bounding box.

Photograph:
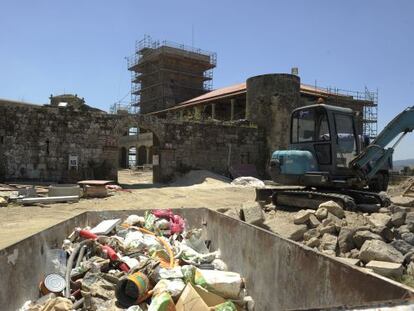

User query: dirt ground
[0,170,255,249]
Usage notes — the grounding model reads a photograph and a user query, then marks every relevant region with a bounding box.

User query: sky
[1,0,414,159]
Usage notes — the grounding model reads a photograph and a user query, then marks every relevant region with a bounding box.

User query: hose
[65,240,92,298]
[75,245,87,268]
[130,226,175,268]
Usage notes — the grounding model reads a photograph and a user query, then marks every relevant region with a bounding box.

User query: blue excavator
[258,104,414,210]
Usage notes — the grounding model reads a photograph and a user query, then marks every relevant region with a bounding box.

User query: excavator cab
[263,103,414,209]
[269,104,362,189]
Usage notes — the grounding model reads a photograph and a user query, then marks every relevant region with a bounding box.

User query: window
[291,108,330,143]
[334,114,357,167]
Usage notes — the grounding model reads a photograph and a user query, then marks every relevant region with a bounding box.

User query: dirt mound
[171,170,231,187]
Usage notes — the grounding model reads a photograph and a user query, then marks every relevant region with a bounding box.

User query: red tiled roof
[147,81,365,115]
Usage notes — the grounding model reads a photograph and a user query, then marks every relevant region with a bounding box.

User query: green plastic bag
[148,292,176,311]
[214,301,237,311]
[144,211,157,231]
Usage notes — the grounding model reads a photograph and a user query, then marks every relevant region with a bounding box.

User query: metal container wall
[0,208,413,310]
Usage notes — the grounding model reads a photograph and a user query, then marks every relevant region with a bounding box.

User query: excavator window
[291,107,330,143]
[334,113,357,168]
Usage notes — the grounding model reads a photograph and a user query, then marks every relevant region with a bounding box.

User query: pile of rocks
[284,201,414,279]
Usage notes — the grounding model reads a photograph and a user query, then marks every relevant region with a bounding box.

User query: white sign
[69,155,79,170]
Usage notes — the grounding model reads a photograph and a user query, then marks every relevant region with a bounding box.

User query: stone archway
[114,114,166,183]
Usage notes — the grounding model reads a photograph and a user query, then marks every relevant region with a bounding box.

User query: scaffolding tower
[127,35,217,114]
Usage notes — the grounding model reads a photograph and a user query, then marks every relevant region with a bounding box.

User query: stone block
[241,202,264,226]
[359,240,404,264]
[293,209,314,225]
[338,227,355,254]
[370,226,394,243]
[368,213,391,228]
[390,239,413,255]
[320,233,337,251]
[305,237,320,248]
[406,212,414,224]
[365,260,403,278]
[391,196,414,207]
[265,220,307,241]
[223,208,241,220]
[307,214,321,228]
[315,207,328,220]
[303,228,320,241]
[319,201,344,219]
[401,232,414,246]
[353,230,383,249]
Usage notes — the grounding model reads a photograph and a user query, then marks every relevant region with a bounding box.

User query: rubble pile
[20,210,254,311]
[274,200,414,281]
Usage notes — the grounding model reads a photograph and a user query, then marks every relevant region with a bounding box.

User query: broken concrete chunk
[405,212,414,225]
[390,239,413,255]
[367,213,391,228]
[318,201,344,219]
[303,228,320,241]
[315,207,328,221]
[337,257,360,266]
[320,233,337,252]
[353,230,383,249]
[391,211,406,227]
[391,205,410,213]
[305,237,320,248]
[365,260,403,279]
[338,227,355,254]
[391,196,414,207]
[396,223,414,236]
[241,202,264,226]
[378,207,391,214]
[224,208,241,220]
[349,248,360,259]
[307,214,321,228]
[401,232,414,246]
[265,220,307,241]
[293,209,314,225]
[370,226,394,243]
[359,240,404,264]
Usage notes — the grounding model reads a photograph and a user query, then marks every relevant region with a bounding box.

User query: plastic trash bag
[182,229,209,254]
[214,301,237,311]
[194,269,243,299]
[148,292,176,311]
[125,214,145,226]
[152,278,186,299]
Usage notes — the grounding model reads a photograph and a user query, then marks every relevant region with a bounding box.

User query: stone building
[0,95,120,182]
[0,37,378,184]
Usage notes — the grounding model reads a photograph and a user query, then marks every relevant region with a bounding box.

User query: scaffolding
[127,35,217,113]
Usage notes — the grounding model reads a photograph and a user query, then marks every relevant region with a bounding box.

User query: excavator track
[272,189,357,211]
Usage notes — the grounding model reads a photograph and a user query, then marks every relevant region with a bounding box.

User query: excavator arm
[350,106,414,180]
